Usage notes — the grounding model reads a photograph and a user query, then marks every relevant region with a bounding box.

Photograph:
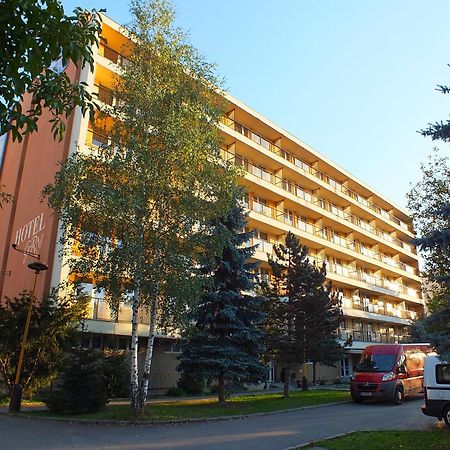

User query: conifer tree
[264,231,341,397]
[178,204,266,404]
[409,70,450,359]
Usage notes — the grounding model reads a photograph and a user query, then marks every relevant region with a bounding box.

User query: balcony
[251,237,275,256]
[338,328,411,344]
[228,150,417,258]
[340,296,418,321]
[93,84,115,107]
[87,297,150,325]
[220,116,412,233]
[98,43,129,67]
[307,255,420,300]
[243,191,417,278]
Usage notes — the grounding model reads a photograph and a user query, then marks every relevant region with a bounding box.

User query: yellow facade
[63,15,424,381]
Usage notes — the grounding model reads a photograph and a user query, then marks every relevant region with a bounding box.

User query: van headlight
[382,372,395,381]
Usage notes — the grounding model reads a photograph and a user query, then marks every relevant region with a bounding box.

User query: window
[340,357,351,377]
[284,209,294,226]
[259,268,270,283]
[164,341,182,353]
[258,231,269,241]
[436,364,450,384]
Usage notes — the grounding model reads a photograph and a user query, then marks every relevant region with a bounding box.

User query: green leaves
[0,1,103,142]
[0,289,88,396]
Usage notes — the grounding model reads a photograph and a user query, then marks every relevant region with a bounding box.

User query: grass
[0,397,44,407]
[28,389,349,421]
[307,431,450,449]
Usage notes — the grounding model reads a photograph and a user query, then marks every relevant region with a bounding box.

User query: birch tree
[45,0,237,416]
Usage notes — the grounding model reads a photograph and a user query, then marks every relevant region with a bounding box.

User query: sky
[63,0,450,210]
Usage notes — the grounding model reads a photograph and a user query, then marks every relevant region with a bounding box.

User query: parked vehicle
[350,343,431,404]
[421,354,450,428]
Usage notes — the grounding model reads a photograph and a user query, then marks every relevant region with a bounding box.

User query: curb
[3,401,352,427]
[285,430,357,449]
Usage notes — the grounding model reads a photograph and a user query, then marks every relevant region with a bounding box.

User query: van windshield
[356,354,397,373]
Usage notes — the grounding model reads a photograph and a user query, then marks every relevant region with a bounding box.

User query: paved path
[0,398,446,450]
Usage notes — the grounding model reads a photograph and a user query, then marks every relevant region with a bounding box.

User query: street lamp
[9,261,48,412]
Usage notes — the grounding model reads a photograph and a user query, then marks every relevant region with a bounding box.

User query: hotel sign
[14,212,46,264]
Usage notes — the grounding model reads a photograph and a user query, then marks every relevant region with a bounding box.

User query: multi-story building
[0,14,424,389]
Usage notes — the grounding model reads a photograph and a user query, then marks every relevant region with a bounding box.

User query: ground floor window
[340,357,351,377]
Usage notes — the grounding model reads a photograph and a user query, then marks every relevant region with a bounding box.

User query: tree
[178,204,266,404]
[407,150,450,314]
[45,348,108,414]
[302,289,342,385]
[44,0,237,416]
[0,290,88,397]
[411,204,450,360]
[408,70,450,359]
[263,232,341,398]
[1,1,102,142]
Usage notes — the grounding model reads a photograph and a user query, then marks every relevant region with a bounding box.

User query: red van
[350,343,431,405]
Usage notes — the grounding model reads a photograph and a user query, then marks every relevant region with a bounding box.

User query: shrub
[45,348,108,414]
[177,372,204,395]
[166,386,185,397]
[103,350,130,398]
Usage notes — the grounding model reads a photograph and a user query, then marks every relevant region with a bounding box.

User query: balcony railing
[242,189,417,276]
[338,328,411,344]
[220,116,412,233]
[306,255,419,299]
[98,44,129,66]
[340,297,418,320]
[228,150,416,258]
[87,298,150,325]
[93,84,115,107]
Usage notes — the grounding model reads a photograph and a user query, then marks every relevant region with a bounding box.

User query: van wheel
[393,386,404,405]
[444,405,450,428]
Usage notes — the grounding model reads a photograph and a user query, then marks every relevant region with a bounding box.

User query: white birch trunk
[138,289,158,411]
[130,284,141,417]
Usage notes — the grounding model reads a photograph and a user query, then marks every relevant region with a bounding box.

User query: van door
[405,350,426,394]
[397,353,410,394]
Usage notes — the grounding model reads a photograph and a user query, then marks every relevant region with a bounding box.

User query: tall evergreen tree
[263,232,342,398]
[408,70,450,359]
[178,204,266,404]
[413,205,450,360]
[302,289,342,384]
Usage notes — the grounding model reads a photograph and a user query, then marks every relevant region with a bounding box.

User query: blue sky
[63,0,450,209]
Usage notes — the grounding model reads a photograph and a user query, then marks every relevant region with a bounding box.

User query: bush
[166,386,185,397]
[177,372,204,395]
[103,350,130,398]
[45,348,108,414]
[209,382,247,394]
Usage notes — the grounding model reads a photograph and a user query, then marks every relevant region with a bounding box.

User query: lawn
[306,431,449,450]
[29,389,349,421]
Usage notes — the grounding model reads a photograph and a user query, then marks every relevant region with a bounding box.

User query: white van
[421,354,450,428]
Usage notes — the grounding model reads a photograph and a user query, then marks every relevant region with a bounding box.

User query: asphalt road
[0,398,447,450]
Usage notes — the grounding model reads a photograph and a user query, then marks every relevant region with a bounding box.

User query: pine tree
[415,205,450,360]
[302,289,342,384]
[409,70,450,359]
[264,232,342,397]
[178,204,266,404]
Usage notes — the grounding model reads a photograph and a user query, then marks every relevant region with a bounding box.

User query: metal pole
[14,271,39,386]
[9,261,47,412]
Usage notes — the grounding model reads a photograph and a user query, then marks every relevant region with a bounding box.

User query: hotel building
[0,15,424,388]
